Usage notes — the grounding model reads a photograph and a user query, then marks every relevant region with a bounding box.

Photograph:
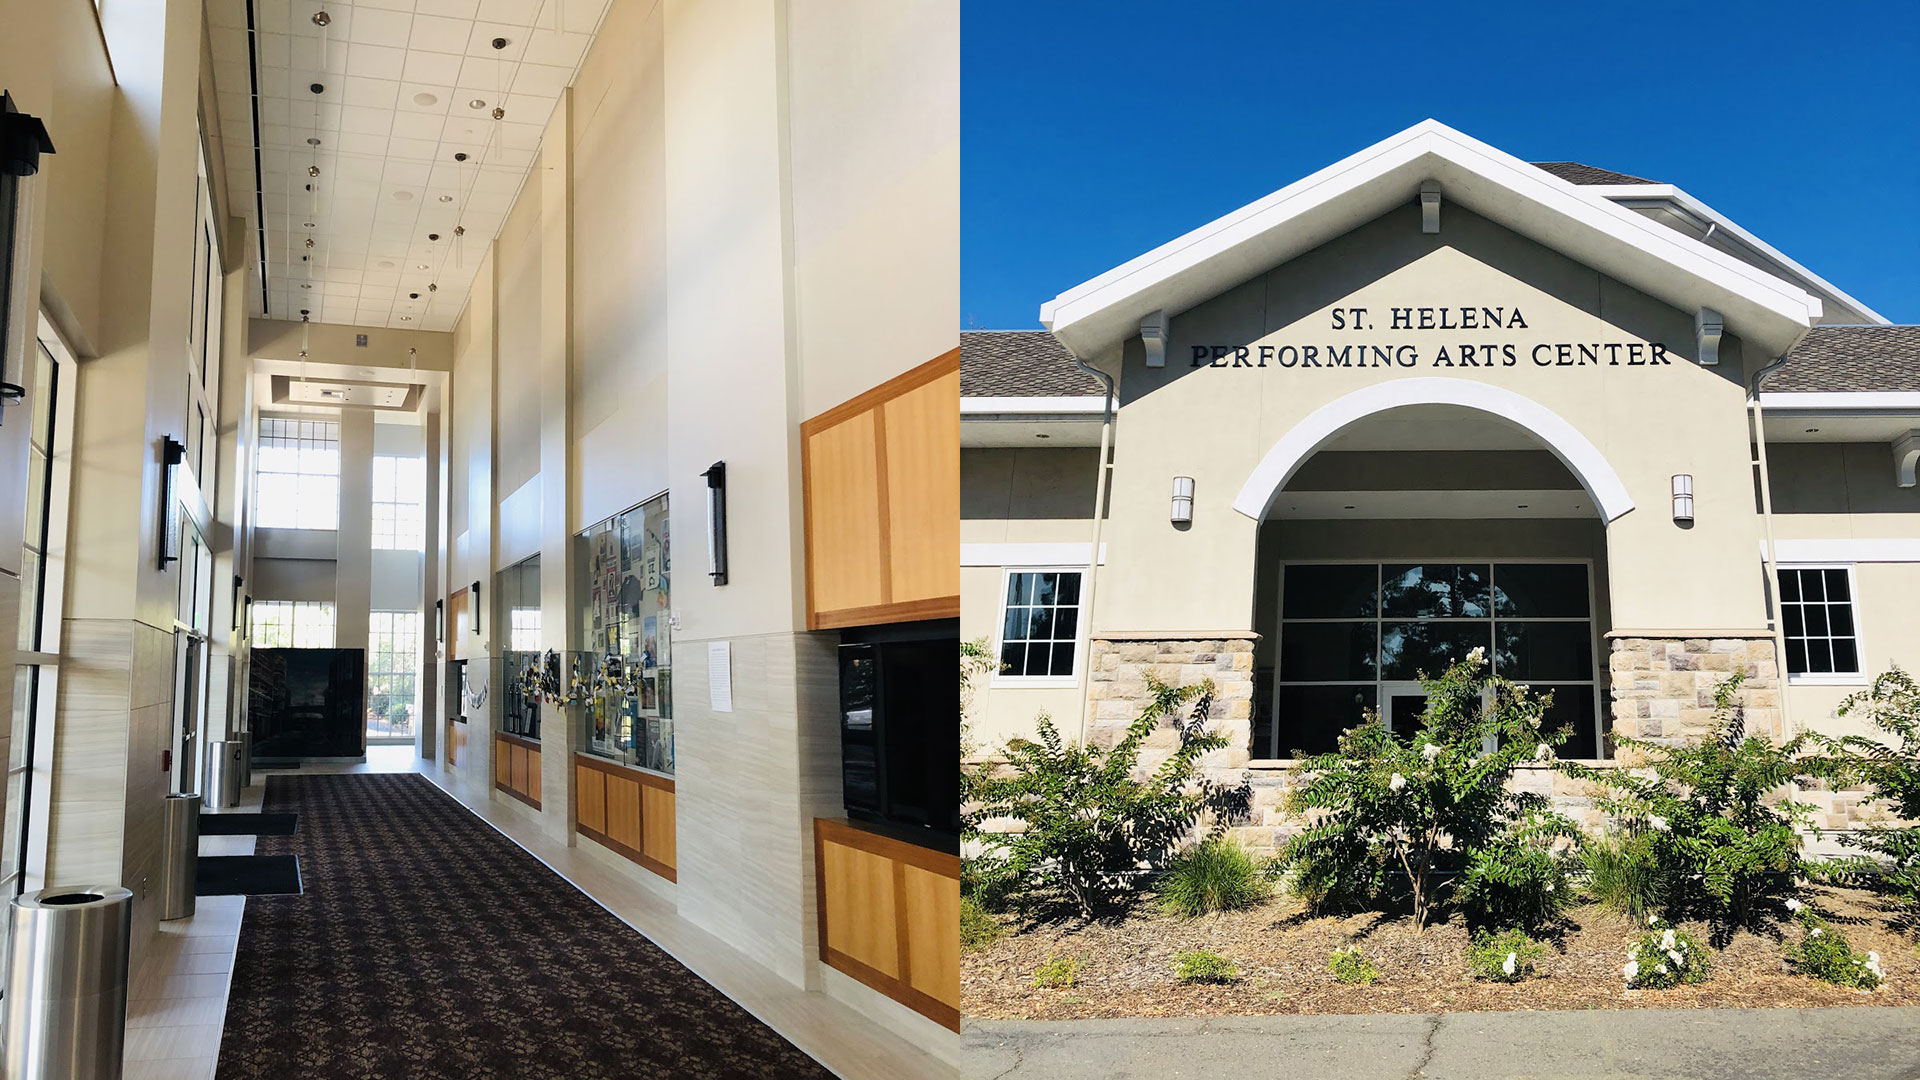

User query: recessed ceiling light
[302,221,315,228]
[400,316,412,322]
[438,195,453,203]
[413,92,439,106]
[469,99,486,109]
[392,190,414,201]
[307,137,322,147]
[417,263,430,269]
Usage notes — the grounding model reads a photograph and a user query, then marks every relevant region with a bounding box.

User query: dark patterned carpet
[216,773,835,1079]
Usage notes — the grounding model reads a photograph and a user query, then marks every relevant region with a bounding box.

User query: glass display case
[575,494,672,773]
[497,555,542,740]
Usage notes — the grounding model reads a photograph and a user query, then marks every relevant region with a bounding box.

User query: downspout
[1748,337,1807,741]
[1069,349,1116,745]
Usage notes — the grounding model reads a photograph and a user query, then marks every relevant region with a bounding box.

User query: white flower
[1533,743,1553,762]
[1655,963,1669,975]
[1465,646,1486,668]
[1667,949,1685,967]
[1545,882,1555,893]
[1786,898,1805,913]
[1389,772,1407,792]
[1623,960,1639,982]
[1809,927,1823,938]
[1648,915,1660,927]
[1660,929,1676,951]
[1628,943,1641,957]
[1421,743,1443,761]
[1502,952,1517,976]
[1647,815,1670,832]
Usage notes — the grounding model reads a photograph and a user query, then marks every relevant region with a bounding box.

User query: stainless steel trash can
[3,886,134,1080]
[160,792,200,921]
[205,739,242,809]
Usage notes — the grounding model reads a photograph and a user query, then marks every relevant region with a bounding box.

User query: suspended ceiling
[207,0,611,332]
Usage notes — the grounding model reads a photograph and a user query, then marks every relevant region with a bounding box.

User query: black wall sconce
[703,461,728,585]
[158,437,186,569]
[435,598,445,643]
[471,580,482,634]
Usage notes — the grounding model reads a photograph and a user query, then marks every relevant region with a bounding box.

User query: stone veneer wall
[1085,637,1256,775]
[1606,634,1781,745]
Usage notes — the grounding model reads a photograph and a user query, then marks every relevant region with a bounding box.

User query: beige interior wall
[494,169,544,500]
[1091,203,1764,641]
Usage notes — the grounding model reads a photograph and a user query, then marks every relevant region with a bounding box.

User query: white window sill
[990,676,1081,690]
[1787,674,1868,687]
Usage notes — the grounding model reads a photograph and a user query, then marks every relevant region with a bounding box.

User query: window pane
[1782,605,1804,638]
[1048,642,1075,677]
[1279,621,1376,681]
[1053,606,1078,641]
[1823,568,1850,603]
[1380,620,1492,681]
[1492,564,1589,618]
[999,642,1024,677]
[1828,604,1855,637]
[1536,684,1599,759]
[1381,563,1490,619]
[1023,607,1054,642]
[1805,638,1833,674]
[1800,570,1825,603]
[1054,573,1080,606]
[1030,573,1059,607]
[1777,570,1801,602]
[1277,684,1376,758]
[1830,638,1859,674]
[1282,564,1376,619]
[1803,605,1829,637]
[1785,637,1807,675]
[1495,622,1594,681]
[1005,573,1031,606]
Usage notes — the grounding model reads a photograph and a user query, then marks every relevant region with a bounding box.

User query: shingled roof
[1765,325,1920,393]
[1533,161,1658,186]
[960,330,1104,397]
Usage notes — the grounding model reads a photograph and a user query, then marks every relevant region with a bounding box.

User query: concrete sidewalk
[965,1007,1920,1080]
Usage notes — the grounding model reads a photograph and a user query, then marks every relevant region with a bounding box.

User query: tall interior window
[996,569,1083,679]
[255,419,340,530]
[1264,562,1602,760]
[371,454,425,550]
[1777,566,1861,679]
[367,611,421,740]
[250,600,337,649]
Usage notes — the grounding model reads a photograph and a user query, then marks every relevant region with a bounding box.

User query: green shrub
[1581,830,1665,920]
[1562,673,1816,924]
[1327,945,1379,985]
[1159,837,1269,917]
[1622,916,1711,989]
[1275,651,1574,930]
[960,894,1004,953]
[1456,814,1575,931]
[1783,908,1885,989]
[1466,928,1546,983]
[1173,948,1239,984]
[965,677,1241,918]
[1813,669,1920,912]
[1031,953,1080,989]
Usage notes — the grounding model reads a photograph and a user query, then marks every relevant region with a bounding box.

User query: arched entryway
[1242,383,1625,764]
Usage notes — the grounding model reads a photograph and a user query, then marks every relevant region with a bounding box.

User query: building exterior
[962,120,1916,851]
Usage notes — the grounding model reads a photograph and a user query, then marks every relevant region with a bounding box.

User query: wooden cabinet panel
[813,818,960,1031]
[576,764,606,833]
[528,751,541,803]
[495,739,512,787]
[494,736,542,809]
[882,369,960,605]
[641,783,675,869]
[805,411,886,614]
[821,841,900,979]
[902,863,960,1004]
[606,775,641,851]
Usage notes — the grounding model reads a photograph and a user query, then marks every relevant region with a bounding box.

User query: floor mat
[196,854,303,896]
[198,812,298,836]
[216,773,834,1079]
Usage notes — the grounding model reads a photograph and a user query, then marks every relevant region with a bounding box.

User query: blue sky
[962,1,1920,329]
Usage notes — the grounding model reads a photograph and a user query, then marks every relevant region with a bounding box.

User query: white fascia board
[961,542,1107,567]
[1759,392,1920,413]
[1763,538,1920,563]
[960,396,1107,416]
[1039,120,1823,359]
[1585,184,1890,326]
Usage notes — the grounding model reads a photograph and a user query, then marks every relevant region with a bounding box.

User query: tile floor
[119,746,953,1080]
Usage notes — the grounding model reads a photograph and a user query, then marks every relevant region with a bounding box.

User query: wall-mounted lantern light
[1671,474,1694,524]
[471,580,482,634]
[1170,476,1195,525]
[158,436,186,569]
[703,461,729,585]
[435,598,445,643]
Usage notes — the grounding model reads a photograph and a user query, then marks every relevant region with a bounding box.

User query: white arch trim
[1231,378,1636,523]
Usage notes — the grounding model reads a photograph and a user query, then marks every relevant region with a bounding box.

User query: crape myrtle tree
[964,675,1249,919]
[1276,650,1575,932]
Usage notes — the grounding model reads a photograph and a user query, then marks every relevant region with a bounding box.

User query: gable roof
[1766,325,1920,393]
[1533,161,1658,186]
[960,330,1102,397]
[1039,120,1823,362]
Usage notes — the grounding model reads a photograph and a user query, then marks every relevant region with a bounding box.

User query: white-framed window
[1777,565,1863,682]
[368,611,421,739]
[995,568,1085,682]
[371,454,426,550]
[251,600,337,649]
[254,419,340,530]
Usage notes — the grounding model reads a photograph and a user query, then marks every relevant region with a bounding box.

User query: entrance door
[1381,682,1427,734]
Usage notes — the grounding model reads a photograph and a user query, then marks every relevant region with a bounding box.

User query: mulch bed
[964,884,1920,1019]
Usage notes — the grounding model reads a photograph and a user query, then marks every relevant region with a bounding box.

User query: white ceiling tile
[408,13,473,54]
[346,44,409,80]
[337,155,388,183]
[343,76,402,110]
[497,121,543,151]
[476,0,541,25]
[519,29,589,69]
[382,160,434,185]
[455,54,516,91]
[256,32,292,69]
[351,8,415,48]
[390,112,445,141]
[501,92,557,124]
[556,0,608,35]
[402,49,467,86]
[387,137,443,162]
[258,98,291,127]
[356,0,419,11]
[289,36,351,74]
[255,2,290,34]
[508,62,569,98]
[258,67,292,98]
[335,131,391,156]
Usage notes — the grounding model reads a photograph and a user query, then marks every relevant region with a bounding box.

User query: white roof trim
[1584,183,1889,326]
[961,396,1106,416]
[1040,120,1822,360]
[1760,392,1920,413]
[1232,378,1634,524]
[1764,538,1920,563]
[961,542,1107,567]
